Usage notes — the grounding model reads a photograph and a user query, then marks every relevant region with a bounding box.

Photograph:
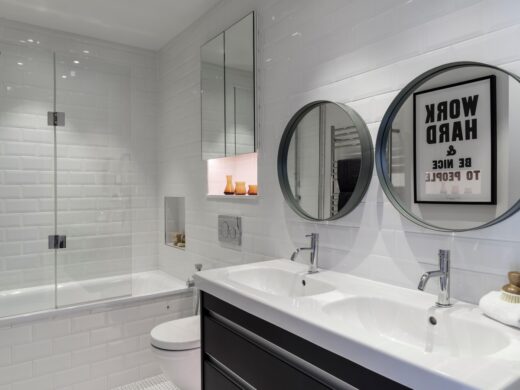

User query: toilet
[150,315,201,390]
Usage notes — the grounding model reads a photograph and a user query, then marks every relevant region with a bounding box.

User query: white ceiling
[0,0,222,50]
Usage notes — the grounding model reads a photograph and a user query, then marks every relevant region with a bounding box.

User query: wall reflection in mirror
[377,62,520,231]
[201,12,255,160]
[278,101,373,221]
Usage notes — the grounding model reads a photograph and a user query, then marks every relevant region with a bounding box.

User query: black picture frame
[412,75,497,205]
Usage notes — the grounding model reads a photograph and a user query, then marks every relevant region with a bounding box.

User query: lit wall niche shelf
[206,194,260,201]
[207,152,258,197]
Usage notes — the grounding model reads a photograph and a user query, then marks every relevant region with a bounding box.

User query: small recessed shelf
[165,196,186,250]
[207,194,259,201]
[207,152,258,200]
[206,194,260,200]
[168,245,185,251]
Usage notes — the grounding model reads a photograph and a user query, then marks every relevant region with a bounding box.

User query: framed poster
[413,75,497,204]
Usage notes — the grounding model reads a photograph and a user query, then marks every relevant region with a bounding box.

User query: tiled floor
[111,375,178,390]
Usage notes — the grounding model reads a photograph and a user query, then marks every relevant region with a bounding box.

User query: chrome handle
[48,235,66,249]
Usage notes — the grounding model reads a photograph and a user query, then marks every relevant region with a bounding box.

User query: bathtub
[0,270,189,320]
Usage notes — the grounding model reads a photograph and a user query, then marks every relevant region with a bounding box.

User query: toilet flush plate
[218,215,242,246]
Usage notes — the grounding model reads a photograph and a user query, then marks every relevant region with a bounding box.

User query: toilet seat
[150,315,200,351]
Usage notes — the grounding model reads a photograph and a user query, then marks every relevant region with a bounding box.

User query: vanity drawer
[203,360,242,390]
[204,315,332,390]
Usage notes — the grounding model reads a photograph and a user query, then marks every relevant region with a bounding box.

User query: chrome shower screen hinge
[48,235,66,249]
[47,112,65,127]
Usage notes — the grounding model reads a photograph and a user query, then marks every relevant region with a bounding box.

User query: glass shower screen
[54,52,133,307]
[0,40,133,318]
[0,42,56,317]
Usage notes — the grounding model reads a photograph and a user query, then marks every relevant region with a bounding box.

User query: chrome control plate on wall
[218,215,242,246]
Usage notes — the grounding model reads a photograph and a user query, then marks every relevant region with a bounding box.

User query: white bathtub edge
[0,286,193,328]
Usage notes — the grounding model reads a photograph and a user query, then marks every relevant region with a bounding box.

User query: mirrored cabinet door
[225,12,255,157]
[201,12,255,160]
[201,33,225,159]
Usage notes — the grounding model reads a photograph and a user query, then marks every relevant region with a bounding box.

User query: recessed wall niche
[165,197,185,249]
[207,152,258,198]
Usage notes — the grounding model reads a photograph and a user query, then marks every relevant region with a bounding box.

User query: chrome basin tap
[291,233,319,274]
[418,249,452,307]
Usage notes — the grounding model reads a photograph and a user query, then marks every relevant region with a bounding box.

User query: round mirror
[376,62,520,231]
[278,101,374,221]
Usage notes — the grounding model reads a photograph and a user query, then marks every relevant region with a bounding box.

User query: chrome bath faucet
[291,233,319,274]
[418,249,452,307]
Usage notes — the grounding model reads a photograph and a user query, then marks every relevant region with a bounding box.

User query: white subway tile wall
[0,18,159,295]
[0,292,192,390]
[157,0,520,304]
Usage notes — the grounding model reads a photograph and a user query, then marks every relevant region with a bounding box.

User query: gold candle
[224,175,234,195]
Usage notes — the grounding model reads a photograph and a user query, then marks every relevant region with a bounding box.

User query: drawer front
[204,315,331,390]
[204,360,242,390]
[202,292,408,390]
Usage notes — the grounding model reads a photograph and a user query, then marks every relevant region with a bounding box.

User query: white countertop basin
[322,296,510,358]
[194,259,520,390]
[227,266,336,297]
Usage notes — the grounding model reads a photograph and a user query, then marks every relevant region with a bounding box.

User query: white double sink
[195,259,520,390]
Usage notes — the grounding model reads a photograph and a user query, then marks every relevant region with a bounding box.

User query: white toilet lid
[151,315,201,351]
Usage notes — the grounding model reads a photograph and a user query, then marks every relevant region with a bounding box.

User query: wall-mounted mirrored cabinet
[376,61,520,231]
[201,12,255,160]
[278,101,374,221]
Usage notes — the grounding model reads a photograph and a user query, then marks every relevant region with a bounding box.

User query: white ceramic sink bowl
[322,296,510,357]
[227,267,335,298]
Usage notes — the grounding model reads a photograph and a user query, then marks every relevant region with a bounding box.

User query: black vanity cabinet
[200,292,408,390]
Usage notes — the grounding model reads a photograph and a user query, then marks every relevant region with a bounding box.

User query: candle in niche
[235,181,246,195]
[248,184,258,195]
[224,175,235,195]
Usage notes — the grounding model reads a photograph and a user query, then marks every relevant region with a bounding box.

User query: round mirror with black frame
[278,101,374,221]
[376,61,520,232]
